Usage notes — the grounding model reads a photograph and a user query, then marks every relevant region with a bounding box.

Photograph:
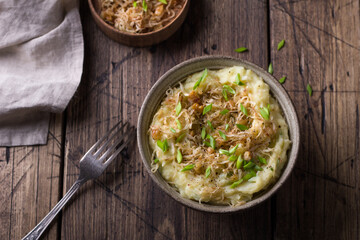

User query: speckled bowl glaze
[88,0,190,47]
[137,56,300,213]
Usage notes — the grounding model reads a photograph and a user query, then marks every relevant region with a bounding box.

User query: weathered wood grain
[61,0,271,239]
[0,114,63,240]
[270,0,360,239]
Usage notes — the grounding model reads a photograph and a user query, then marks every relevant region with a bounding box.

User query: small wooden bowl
[137,56,300,213]
[88,0,190,47]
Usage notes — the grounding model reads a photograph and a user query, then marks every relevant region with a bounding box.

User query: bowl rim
[137,55,300,213]
[88,0,190,37]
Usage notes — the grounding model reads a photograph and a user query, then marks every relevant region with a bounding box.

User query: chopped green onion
[154,158,159,163]
[207,120,214,131]
[142,0,147,11]
[219,149,230,155]
[254,165,263,171]
[133,1,137,7]
[279,76,286,84]
[236,155,243,169]
[277,39,285,51]
[219,130,227,140]
[175,119,182,129]
[170,127,176,133]
[243,161,255,170]
[157,139,168,152]
[240,103,248,116]
[258,156,267,164]
[223,85,236,94]
[225,124,229,131]
[243,170,256,181]
[203,104,212,115]
[307,84,312,96]
[201,127,206,139]
[235,73,245,86]
[236,124,249,131]
[177,149,183,163]
[234,47,248,53]
[231,179,244,188]
[222,89,228,101]
[204,141,211,147]
[259,104,270,120]
[228,155,237,162]
[181,164,195,172]
[268,62,273,74]
[209,135,216,149]
[220,109,229,115]
[229,144,239,155]
[159,0,167,4]
[205,166,211,178]
[175,102,182,116]
[175,132,186,143]
[270,167,274,171]
[193,68,208,90]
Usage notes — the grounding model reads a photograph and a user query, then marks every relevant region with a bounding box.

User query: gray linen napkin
[0,0,84,146]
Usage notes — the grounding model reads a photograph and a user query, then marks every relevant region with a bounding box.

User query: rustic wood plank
[61,0,271,239]
[0,114,63,240]
[269,0,360,239]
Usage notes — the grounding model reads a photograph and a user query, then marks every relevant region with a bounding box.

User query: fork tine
[81,120,123,161]
[93,122,129,157]
[102,126,135,167]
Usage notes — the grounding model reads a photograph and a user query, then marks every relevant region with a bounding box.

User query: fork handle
[22,179,86,240]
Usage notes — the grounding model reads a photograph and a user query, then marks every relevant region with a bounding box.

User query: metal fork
[22,121,135,240]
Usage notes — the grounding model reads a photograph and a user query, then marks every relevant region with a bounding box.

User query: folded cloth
[0,0,84,146]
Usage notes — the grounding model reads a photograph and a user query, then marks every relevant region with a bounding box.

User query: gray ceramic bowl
[137,56,300,213]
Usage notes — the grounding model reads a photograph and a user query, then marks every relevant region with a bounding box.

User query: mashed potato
[148,66,291,206]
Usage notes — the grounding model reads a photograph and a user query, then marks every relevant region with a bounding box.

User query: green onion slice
[207,120,214,131]
[268,62,273,74]
[133,1,137,7]
[225,124,229,131]
[277,39,285,51]
[307,84,313,96]
[175,119,182,129]
[219,130,227,140]
[231,179,244,188]
[220,109,229,115]
[279,76,286,84]
[175,102,182,116]
[209,135,216,149]
[234,47,248,53]
[219,149,230,155]
[159,0,167,4]
[154,158,159,163]
[181,164,195,172]
[243,170,256,181]
[222,89,228,101]
[240,103,248,116]
[223,85,236,94]
[142,0,147,11]
[205,166,211,178]
[254,165,263,171]
[170,127,176,133]
[243,161,255,170]
[229,144,239,155]
[201,127,206,139]
[258,156,267,164]
[236,155,243,169]
[177,149,183,163]
[193,68,208,90]
[236,124,249,131]
[235,73,245,86]
[175,132,186,143]
[259,104,270,120]
[203,104,212,115]
[157,139,168,152]
[229,155,237,161]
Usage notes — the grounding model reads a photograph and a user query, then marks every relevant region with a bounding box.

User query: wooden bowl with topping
[137,56,300,213]
[88,0,190,47]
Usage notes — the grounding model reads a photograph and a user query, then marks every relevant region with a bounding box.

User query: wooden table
[1,0,359,239]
